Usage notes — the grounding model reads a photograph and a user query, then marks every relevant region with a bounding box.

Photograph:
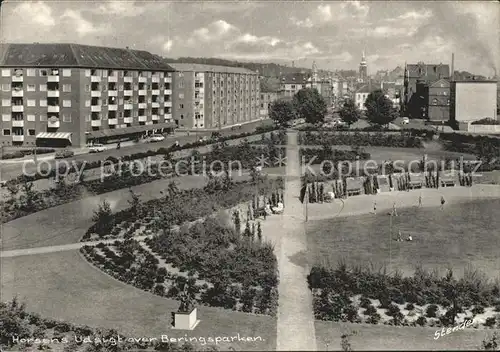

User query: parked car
[0,180,7,188]
[148,134,166,143]
[54,149,75,159]
[89,144,106,153]
[402,117,410,125]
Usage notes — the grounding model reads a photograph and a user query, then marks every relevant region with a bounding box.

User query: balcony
[12,105,24,112]
[108,90,118,97]
[164,113,172,120]
[124,117,133,123]
[124,90,133,96]
[138,76,147,83]
[152,102,160,108]
[152,77,159,83]
[124,103,133,110]
[48,106,59,113]
[12,90,23,97]
[12,135,24,142]
[91,76,101,82]
[12,120,24,127]
[91,91,101,97]
[165,101,172,107]
[124,76,133,83]
[91,106,101,112]
[108,76,118,82]
[152,89,160,95]
[108,104,118,111]
[164,77,172,83]
[91,120,102,127]
[12,75,23,82]
[138,90,147,96]
[47,90,60,97]
[152,114,159,121]
[164,89,172,95]
[138,103,147,109]
[108,118,118,125]
[138,115,147,122]
[48,119,60,128]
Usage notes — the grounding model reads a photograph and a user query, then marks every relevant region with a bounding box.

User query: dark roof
[280,72,310,84]
[407,63,450,80]
[356,85,371,93]
[429,78,450,87]
[0,43,174,71]
[168,63,255,74]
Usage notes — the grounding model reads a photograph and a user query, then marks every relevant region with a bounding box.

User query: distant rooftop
[407,63,450,80]
[0,43,174,71]
[167,63,256,74]
[280,72,311,84]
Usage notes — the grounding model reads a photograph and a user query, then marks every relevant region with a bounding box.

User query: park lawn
[1,250,276,351]
[315,320,500,350]
[306,199,500,280]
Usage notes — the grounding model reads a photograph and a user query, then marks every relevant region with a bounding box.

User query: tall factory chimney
[451,53,454,81]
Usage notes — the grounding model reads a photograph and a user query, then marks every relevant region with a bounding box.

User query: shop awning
[87,122,175,139]
[36,132,72,141]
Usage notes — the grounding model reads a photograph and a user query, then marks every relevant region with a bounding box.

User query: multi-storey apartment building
[168,63,260,130]
[0,43,175,148]
[259,91,279,119]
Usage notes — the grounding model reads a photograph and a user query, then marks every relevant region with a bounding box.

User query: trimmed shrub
[426,304,439,318]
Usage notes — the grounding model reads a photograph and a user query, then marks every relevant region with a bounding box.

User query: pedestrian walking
[440,195,446,210]
[392,202,398,216]
[418,194,422,207]
[372,201,377,214]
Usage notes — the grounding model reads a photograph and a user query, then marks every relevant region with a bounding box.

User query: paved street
[276,131,317,351]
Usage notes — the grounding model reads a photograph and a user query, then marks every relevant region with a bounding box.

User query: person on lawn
[397,230,403,242]
[440,196,446,210]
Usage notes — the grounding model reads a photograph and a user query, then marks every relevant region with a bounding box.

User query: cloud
[385,9,432,22]
[188,20,238,44]
[330,51,353,62]
[94,1,146,17]
[163,40,173,52]
[340,1,369,19]
[236,34,281,46]
[223,40,321,61]
[12,1,55,27]
[290,17,314,28]
[61,10,109,36]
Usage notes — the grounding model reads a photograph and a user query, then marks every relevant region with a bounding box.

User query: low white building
[355,85,371,111]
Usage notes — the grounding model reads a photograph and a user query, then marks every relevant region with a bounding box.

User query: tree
[293,88,327,125]
[364,89,398,127]
[339,99,361,127]
[92,200,115,237]
[128,189,142,218]
[269,99,296,127]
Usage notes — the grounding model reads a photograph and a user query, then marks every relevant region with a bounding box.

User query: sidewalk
[276,130,317,351]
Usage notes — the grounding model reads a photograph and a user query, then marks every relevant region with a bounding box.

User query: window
[447,99,450,106]
[27,99,36,107]
[178,80,184,88]
[27,69,36,77]
[119,98,123,105]
[85,69,91,77]
[28,129,36,136]
[2,114,11,121]
[119,85,123,91]
[1,69,10,77]
[3,129,10,135]
[1,84,9,91]
[180,114,184,119]
[39,84,47,92]
[86,115,91,122]
[178,93,184,99]
[27,84,36,92]
[40,99,47,107]
[85,100,91,107]
[63,84,71,92]
[40,115,47,121]
[27,114,35,122]
[179,104,184,109]
[62,69,71,77]
[63,100,71,107]
[85,85,90,92]
[40,69,48,76]
[63,113,71,122]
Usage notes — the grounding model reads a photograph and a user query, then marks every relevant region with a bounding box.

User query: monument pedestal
[172,307,200,330]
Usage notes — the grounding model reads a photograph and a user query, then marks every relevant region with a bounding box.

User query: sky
[1,0,498,76]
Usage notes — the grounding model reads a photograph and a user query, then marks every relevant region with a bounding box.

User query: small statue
[178,285,195,313]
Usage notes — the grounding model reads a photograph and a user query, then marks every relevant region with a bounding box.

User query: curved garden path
[275,131,317,351]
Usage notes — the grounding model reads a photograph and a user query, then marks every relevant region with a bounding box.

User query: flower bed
[1,148,55,160]
[299,131,424,148]
[81,215,279,316]
[308,263,500,329]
